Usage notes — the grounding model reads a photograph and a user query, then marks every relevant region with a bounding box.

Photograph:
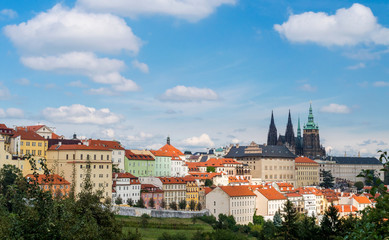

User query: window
[73,154,75,160]
[32,150,36,155]
[20,142,23,146]
[32,142,36,146]
[66,154,69,160]
[26,142,30,146]
[101,155,103,160]
[80,154,83,160]
[38,142,42,147]
[107,155,110,160]
[20,150,23,154]
[26,150,30,154]
[94,155,96,160]
[87,155,90,160]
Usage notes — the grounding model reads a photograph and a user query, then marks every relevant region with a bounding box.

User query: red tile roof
[228,176,249,183]
[158,177,187,184]
[286,192,302,198]
[125,150,155,160]
[158,144,184,156]
[352,195,371,204]
[219,186,256,197]
[17,125,46,132]
[113,172,138,179]
[295,157,319,165]
[335,205,357,213]
[204,187,213,195]
[257,187,287,200]
[26,174,70,185]
[189,172,222,180]
[13,130,46,141]
[48,144,110,151]
[88,139,125,150]
[150,150,172,157]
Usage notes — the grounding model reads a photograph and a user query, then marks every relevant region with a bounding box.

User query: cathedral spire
[297,116,301,138]
[304,102,318,130]
[285,110,295,148]
[167,136,170,145]
[267,111,278,145]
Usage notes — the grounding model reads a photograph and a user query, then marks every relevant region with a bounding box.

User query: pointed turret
[285,110,295,149]
[167,136,170,145]
[267,111,278,145]
[304,102,319,130]
[295,116,303,155]
[297,117,301,138]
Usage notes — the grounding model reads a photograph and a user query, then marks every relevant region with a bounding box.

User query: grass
[116,215,214,240]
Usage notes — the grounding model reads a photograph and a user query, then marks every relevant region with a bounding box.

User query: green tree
[169,201,178,210]
[354,181,364,191]
[273,210,282,227]
[158,232,188,240]
[207,166,216,173]
[160,199,166,209]
[320,170,335,188]
[140,213,150,228]
[196,202,202,211]
[204,179,213,187]
[253,211,265,225]
[320,204,341,239]
[179,200,187,210]
[149,197,155,208]
[216,214,236,230]
[257,220,277,240]
[127,198,133,206]
[136,198,145,208]
[280,200,298,240]
[189,200,196,211]
[115,196,123,205]
[297,214,320,240]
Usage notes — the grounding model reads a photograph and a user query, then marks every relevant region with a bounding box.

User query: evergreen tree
[179,200,187,210]
[127,198,133,206]
[273,210,282,227]
[136,198,145,208]
[149,197,155,208]
[189,200,196,211]
[196,202,202,211]
[320,204,341,239]
[320,170,335,188]
[297,214,320,240]
[204,179,213,187]
[115,196,123,205]
[169,201,178,210]
[281,200,298,240]
[160,200,166,209]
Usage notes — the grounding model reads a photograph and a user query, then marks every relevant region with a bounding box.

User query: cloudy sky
[1,0,388,156]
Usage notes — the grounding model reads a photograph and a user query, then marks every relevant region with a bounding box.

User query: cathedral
[267,103,326,158]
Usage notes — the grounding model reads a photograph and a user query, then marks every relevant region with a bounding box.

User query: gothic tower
[295,117,303,156]
[285,110,295,149]
[303,103,325,158]
[267,111,278,145]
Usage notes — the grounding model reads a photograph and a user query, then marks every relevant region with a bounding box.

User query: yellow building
[184,176,199,210]
[10,130,48,175]
[295,156,320,187]
[47,144,112,199]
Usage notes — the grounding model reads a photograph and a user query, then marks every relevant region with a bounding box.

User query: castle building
[266,103,325,158]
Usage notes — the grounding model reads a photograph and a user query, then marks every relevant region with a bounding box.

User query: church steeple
[285,110,295,148]
[267,111,278,145]
[167,136,170,145]
[297,116,301,138]
[304,102,319,130]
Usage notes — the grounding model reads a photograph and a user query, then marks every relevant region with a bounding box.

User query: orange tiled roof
[352,195,371,204]
[257,187,287,200]
[26,174,70,185]
[204,187,213,195]
[228,176,249,183]
[189,172,222,180]
[125,150,155,160]
[220,186,256,197]
[48,144,110,151]
[88,139,125,150]
[17,125,46,132]
[12,130,46,141]
[150,150,172,157]
[159,144,184,156]
[295,157,319,165]
[158,177,187,184]
[335,205,357,213]
[286,192,302,198]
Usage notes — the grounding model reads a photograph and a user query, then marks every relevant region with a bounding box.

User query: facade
[16,125,56,139]
[184,176,200,209]
[285,192,304,213]
[171,155,188,177]
[225,142,296,186]
[47,144,113,199]
[112,172,140,205]
[150,150,171,176]
[206,185,256,225]
[87,139,125,172]
[26,174,70,198]
[158,177,187,208]
[295,156,320,187]
[141,184,164,209]
[296,188,316,216]
[124,150,155,177]
[254,187,287,217]
[316,156,384,183]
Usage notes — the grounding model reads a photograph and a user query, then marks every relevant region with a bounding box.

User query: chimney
[236,143,239,148]
[341,205,344,212]
[58,141,62,146]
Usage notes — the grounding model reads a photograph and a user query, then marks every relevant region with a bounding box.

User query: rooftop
[220,185,256,197]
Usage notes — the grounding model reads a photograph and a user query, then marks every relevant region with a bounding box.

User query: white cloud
[0,9,17,19]
[42,104,121,125]
[68,80,87,88]
[159,86,219,102]
[132,60,149,73]
[231,138,240,144]
[0,83,11,99]
[373,81,389,87]
[4,4,141,55]
[127,132,154,142]
[76,0,236,22]
[274,3,389,47]
[347,62,365,70]
[15,78,30,86]
[299,83,317,92]
[86,88,116,96]
[21,52,140,92]
[0,108,24,118]
[183,133,214,147]
[320,103,351,114]
[101,128,115,138]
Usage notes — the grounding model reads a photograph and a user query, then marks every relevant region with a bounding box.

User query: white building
[254,187,287,217]
[206,185,256,225]
[171,156,188,177]
[112,173,141,204]
[86,139,126,172]
[297,189,316,216]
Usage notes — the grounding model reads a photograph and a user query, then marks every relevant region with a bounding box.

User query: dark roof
[326,156,382,165]
[200,156,208,162]
[225,145,295,159]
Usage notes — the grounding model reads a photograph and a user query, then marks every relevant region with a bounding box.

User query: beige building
[225,142,296,186]
[295,157,319,187]
[206,185,256,225]
[47,144,112,199]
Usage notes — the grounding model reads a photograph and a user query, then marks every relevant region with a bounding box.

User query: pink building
[141,184,164,209]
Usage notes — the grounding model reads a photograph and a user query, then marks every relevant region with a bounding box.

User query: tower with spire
[303,103,325,158]
[295,117,303,155]
[285,110,295,149]
[267,111,278,146]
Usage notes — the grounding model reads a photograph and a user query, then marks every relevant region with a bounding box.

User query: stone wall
[115,206,209,218]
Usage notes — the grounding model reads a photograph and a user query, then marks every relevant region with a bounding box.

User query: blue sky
[0,0,388,156]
